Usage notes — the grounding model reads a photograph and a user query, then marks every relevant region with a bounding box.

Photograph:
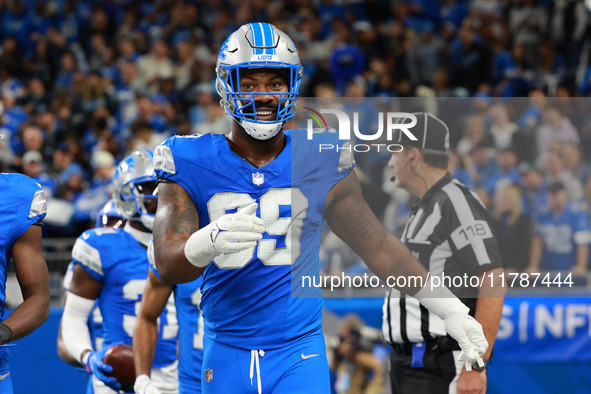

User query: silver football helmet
[112,150,158,230]
[95,198,125,228]
[215,23,304,140]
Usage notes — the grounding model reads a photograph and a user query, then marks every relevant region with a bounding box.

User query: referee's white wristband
[414,277,470,320]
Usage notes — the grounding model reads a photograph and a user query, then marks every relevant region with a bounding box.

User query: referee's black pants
[389,340,461,394]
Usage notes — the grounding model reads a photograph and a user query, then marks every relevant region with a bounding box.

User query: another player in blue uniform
[61,151,179,393]
[153,23,489,393]
[133,238,203,394]
[0,173,50,393]
[57,199,126,394]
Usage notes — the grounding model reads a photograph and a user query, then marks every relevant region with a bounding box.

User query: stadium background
[1,0,591,392]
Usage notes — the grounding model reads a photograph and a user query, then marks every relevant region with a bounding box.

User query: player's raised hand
[211,202,266,253]
[83,346,121,391]
[184,202,266,267]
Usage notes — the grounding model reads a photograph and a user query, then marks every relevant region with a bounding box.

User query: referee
[383,113,505,394]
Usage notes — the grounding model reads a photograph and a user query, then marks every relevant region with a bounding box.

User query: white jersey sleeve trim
[29,189,47,218]
[72,238,104,277]
[337,141,355,172]
[154,145,176,175]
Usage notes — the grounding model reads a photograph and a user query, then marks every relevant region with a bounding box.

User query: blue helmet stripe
[250,23,264,55]
[261,23,275,55]
[271,24,276,55]
[258,22,267,46]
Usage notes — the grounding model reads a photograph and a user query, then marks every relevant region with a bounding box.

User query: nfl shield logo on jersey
[205,368,213,382]
[252,172,264,185]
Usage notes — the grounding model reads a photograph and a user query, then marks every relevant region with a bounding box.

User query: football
[103,344,136,392]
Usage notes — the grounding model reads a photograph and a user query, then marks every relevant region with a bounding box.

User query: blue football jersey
[154,130,354,349]
[71,226,177,368]
[174,278,204,393]
[63,262,104,351]
[0,173,46,318]
[151,265,204,393]
[149,236,203,393]
[535,203,591,271]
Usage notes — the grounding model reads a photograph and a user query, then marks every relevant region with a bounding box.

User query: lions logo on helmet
[215,23,304,140]
[112,150,158,230]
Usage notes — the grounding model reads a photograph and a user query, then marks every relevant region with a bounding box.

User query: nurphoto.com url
[301,271,574,292]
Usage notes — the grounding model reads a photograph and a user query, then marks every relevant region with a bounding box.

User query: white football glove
[134,374,160,394]
[445,314,488,371]
[184,202,265,268]
[414,277,488,371]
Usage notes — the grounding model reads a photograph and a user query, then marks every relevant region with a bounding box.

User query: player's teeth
[257,111,273,115]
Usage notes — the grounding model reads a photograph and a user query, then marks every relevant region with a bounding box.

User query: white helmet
[215,23,304,140]
[112,150,158,230]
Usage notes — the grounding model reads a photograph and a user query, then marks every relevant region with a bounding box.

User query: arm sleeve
[61,292,96,363]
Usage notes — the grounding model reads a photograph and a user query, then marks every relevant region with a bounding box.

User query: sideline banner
[495,294,591,362]
[323,294,591,362]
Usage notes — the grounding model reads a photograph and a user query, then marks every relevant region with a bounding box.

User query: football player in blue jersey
[61,151,179,394]
[153,23,489,393]
[0,173,50,393]
[133,238,203,394]
[57,199,126,393]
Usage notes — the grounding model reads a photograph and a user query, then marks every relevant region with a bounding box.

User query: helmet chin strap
[239,118,285,140]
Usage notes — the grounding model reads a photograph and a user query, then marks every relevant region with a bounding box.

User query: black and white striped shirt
[382,173,502,344]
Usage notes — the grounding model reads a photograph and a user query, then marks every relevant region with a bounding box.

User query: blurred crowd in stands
[1,0,591,277]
